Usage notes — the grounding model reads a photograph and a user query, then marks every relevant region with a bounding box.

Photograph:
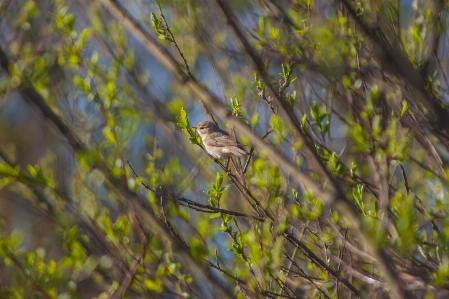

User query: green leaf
[287,91,297,106]
[230,95,243,118]
[106,81,116,96]
[150,13,161,30]
[281,63,289,78]
[399,100,409,118]
[259,16,266,33]
[144,279,163,293]
[27,164,38,177]
[271,114,282,131]
[371,115,381,139]
[190,238,207,260]
[301,114,307,128]
[176,107,189,129]
[350,162,357,177]
[0,177,13,188]
[291,205,300,218]
[352,184,366,216]
[0,163,15,176]
[216,172,223,189]
[351,124,370,152]
[251,112,260,126]
[91,51,99,64]
[103,127,116,144]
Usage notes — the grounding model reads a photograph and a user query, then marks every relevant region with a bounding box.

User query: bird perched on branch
[193,121,247,159]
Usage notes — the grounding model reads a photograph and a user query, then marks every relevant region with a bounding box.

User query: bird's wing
[205,133,244,149]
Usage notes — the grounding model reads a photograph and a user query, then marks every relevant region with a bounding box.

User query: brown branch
[399,164,410,196]
[0,43,236,299]
[155,1,193,79]
[110,257,142,299]
[159,189,190,248]
[243,127,273,173]
[212,1,402,298]
[154,0,217,125]
[5,253,53,299]
[0,48,85,153]
[97,0,333,208]
[207,260,245,284]
[127,161,265,222]
[284,254,331,299]
[283,231,361,297]
[93,0,400,296]
[339,0,449,137]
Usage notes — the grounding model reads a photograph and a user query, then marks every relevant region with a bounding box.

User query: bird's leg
[225,157,230,173]
[230,157,246,186]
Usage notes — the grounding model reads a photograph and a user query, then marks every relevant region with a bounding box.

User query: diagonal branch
[127,160,266,221]
[339,0,449,137]
[0,49,85,153]
[95,0,366,295]
[92,0,406,296]
[0,44,236,299]
[212,0,402,298]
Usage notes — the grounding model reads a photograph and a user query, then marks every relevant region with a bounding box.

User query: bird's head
[193,121,217,136]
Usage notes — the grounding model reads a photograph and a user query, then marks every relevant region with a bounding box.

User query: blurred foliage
[0,0,449,298]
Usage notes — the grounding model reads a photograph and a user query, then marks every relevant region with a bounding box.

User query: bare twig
[155,1,193,79]
[110,257,142,299]
[243,127,273,173]
[339,0,449,137]
[154,1,217,125]
[212,0,401,297]
[127,160,265,222]
[95,0,393,296]
[283,231,361,296]
[0,43,236,299]
[399,164,410,196]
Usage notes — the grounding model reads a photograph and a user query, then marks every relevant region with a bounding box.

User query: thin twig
[0,42,236,299]
[399,164,410,196]
[243,127,273,173]
[155,0,218,125]
[155,1,193,79]
[127,160,265,222]
[212,1,401,297]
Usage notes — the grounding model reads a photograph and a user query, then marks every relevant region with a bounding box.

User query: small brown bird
[193,121,247,159]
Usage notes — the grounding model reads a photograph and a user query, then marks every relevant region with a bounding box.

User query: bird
[193,121,247,159]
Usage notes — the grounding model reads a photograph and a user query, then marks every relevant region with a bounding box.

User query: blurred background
[1,0,449,298]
